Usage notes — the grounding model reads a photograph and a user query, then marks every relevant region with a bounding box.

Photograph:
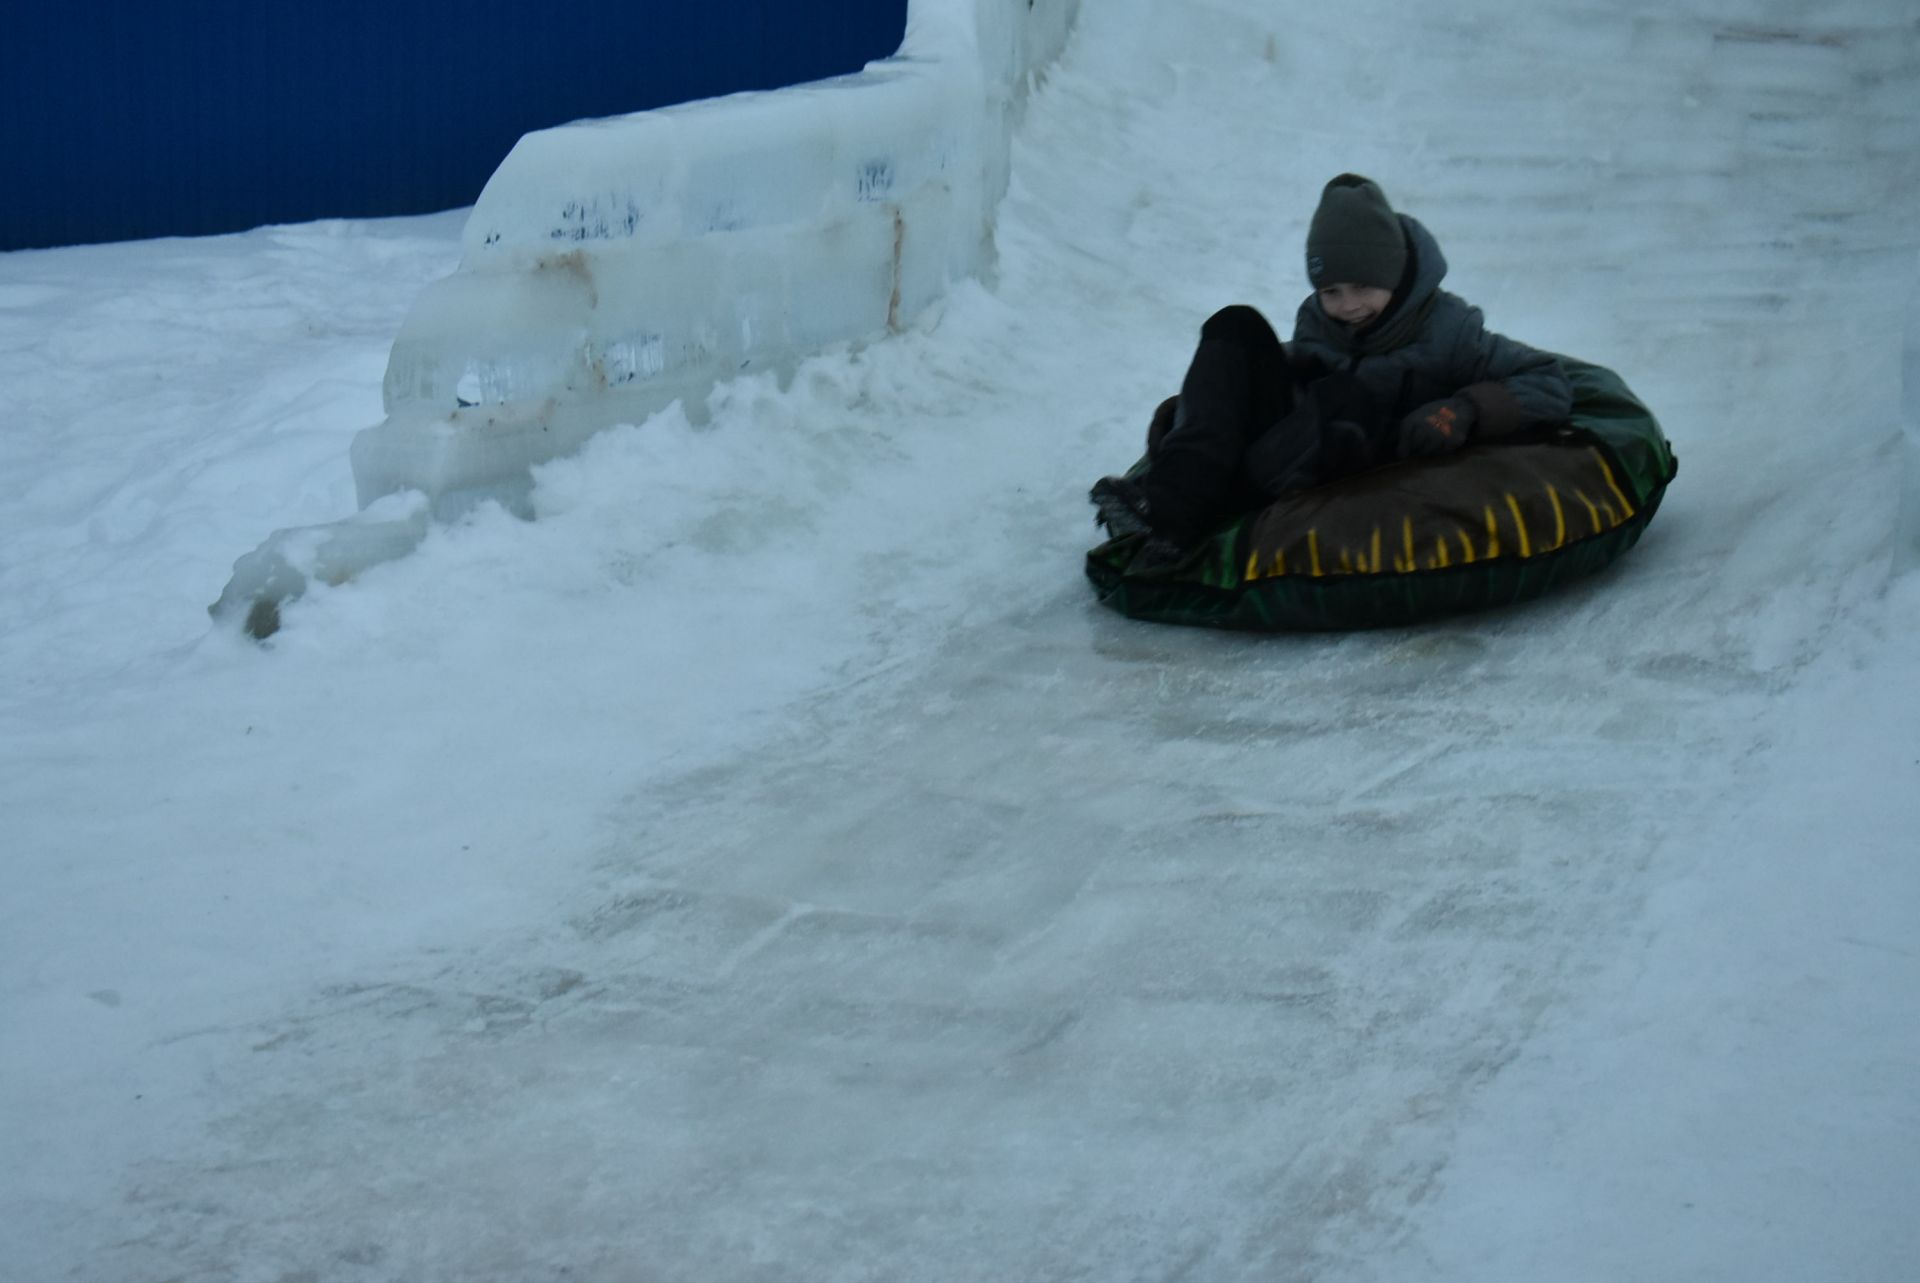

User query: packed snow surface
[3,0,1917,1279]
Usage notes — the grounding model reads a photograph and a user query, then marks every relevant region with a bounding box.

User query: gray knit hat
[1305,174,1407,290]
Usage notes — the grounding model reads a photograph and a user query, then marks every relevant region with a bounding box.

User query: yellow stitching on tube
[1339,548,1353,574]
[1546,485,1568,549]
[1504,493,1532,558]
[1402,516,1416,574]
[1593,449,1637,518]
[1575,488,1602,534]
[1483,506,1501,559]
[1436,537,1451,569]
[1459,530,1476,563]
[1309,529,1323,577]
[1370,527,1382,575]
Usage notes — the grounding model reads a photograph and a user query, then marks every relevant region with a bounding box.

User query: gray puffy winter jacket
[1288,215,1572,437]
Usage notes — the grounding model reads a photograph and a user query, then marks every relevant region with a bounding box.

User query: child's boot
[1090,474,1154,539]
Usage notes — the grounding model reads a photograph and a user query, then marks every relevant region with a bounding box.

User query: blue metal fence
[1,2,908,251]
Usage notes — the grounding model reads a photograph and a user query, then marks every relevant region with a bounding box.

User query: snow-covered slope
[2,1,1916,1279]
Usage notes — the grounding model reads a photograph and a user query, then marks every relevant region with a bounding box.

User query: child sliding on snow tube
[1092,173,1574,575]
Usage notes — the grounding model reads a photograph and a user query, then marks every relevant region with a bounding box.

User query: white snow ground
[3,0,1918,1279]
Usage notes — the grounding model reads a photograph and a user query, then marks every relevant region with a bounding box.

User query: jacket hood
[1393,215,1448,310]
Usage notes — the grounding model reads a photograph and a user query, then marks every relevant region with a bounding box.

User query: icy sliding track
[4,0,1919,1280]
[210,0,1079,635]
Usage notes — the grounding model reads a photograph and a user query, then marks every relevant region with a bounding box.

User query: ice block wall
[352,0,1079,515]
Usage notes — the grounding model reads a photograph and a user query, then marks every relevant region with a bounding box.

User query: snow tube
[1085,357,1677,630]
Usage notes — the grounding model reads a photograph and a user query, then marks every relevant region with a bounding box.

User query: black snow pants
[1140,304,1384,539]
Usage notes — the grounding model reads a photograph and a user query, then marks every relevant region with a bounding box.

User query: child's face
[1317,283,1393,328]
